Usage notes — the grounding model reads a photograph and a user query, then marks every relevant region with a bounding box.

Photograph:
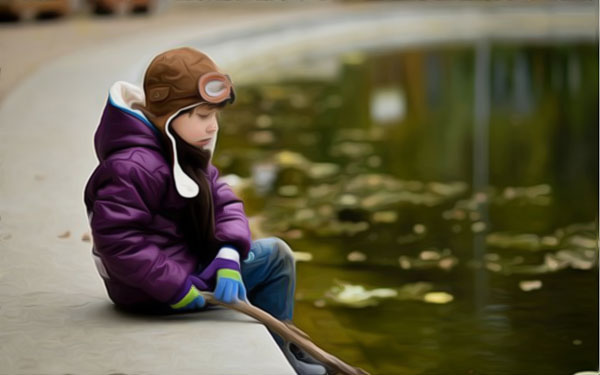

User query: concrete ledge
[0,293,295,374]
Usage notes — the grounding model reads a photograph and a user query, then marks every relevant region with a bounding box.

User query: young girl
[83,47,326,375]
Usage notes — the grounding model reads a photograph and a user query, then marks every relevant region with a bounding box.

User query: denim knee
[245,237,297,283]
[270,237,296,271]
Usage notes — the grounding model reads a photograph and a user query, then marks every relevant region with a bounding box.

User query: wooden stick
[201,292,370,375]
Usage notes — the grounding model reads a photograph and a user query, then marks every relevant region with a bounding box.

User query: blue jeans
[241,237,296,322]
[241,237,296,345]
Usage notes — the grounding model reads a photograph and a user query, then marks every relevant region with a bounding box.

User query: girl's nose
[206,121,218,134]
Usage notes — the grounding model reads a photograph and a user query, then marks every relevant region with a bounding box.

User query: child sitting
[84,47,326,375]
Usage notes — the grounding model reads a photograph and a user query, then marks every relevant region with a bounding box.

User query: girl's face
[171,105,219,149]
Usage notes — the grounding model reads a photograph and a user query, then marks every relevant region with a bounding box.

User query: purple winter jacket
[83,86,251,308]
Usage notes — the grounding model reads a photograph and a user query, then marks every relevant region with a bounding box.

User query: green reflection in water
[217,43,598,374]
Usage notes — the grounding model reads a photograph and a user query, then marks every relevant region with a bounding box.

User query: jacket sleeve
[208,164,252,260]
[89,158,189,304]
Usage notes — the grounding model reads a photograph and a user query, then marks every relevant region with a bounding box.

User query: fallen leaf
[397,282,433,299]
[249,130,275,145]
[567,235,597,250]
[255,114,272,128]
[519,280,542,292]
[278,185,299,197]
[486,262,502,272]
[541,236,559,247]
[372,211,398,223]
[339,194,359,206]
[423,292,454,304]
[486,232,540,251]
[413,224,426,234]
[438,257,458,270]
[398,256,411,269]
[327,282,397,308]
[293,251,313,262]
[308,163,340,179]
[274,150,309,169]
[471,222,486,233]
[347,251,367,262]
[420,250,440,261]
[469,211,481,221]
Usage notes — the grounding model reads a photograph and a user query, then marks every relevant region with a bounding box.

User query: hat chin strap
[164,103,212,199]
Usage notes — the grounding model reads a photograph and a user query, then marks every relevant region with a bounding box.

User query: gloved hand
[169,275,208,311]
[198,246,247,304]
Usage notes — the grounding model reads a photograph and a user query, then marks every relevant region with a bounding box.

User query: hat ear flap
[148,86,170,102]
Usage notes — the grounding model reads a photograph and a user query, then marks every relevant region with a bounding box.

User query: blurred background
[1,1,597,374]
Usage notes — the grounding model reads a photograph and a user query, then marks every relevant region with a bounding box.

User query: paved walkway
[0,1,595,374]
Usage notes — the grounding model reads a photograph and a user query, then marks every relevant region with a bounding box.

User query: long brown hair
[169,105,224,264]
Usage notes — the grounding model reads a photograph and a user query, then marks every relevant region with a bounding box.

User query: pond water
[217,42,598,375]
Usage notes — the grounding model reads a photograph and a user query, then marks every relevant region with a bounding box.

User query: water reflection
[473,40,492,312]
[370,86,406,124]
[217,42,598,374]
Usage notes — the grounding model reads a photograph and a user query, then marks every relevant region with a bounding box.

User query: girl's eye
[197,113,210,119]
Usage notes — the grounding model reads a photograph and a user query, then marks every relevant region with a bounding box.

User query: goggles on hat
[198,72,234,104]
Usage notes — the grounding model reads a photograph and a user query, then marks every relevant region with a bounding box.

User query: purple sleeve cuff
[195,258,241,291]
[199,258,240,277]
[189,274,209,291]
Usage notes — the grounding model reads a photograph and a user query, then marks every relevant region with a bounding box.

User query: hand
[198,246,247,304]
[169,276,208,311]
[215,267,247,304]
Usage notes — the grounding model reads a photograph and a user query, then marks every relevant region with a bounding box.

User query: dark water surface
[217,43,598,375]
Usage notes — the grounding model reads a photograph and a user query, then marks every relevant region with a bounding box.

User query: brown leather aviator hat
[136,47,236,135]
[134,47,236,198]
